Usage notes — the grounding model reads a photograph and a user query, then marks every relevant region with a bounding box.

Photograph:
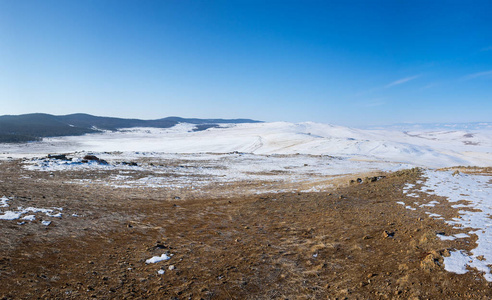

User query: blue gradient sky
[1,0,491,126]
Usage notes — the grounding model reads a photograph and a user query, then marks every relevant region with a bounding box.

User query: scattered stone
[82,155,108,165]
[365,177,378,183]
[452,170,460,176]
[350,178,363,184]
[168,265,175,270]
[420,251,443,271]
[47,154,69,160]
[149,241,167,250]
[83,155,99,161]
[382,231,395,238]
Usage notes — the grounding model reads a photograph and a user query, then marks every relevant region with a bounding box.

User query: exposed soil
[0,161,491,299]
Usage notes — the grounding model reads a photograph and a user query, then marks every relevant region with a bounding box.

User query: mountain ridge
[0,113,262,143]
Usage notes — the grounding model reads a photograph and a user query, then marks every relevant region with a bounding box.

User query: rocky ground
[0,159,491,299]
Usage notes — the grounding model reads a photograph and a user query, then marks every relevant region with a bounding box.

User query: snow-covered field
[2,122,492,167]
[5,120,490,193]
[19,152,405,193]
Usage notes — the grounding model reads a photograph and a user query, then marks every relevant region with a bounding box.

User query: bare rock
[420,251,443,271]
[383,231,395,238]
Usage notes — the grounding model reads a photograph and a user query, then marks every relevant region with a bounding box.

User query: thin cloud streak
[354,74,420,97]
[463,70,492,80]
[385,75,420,88]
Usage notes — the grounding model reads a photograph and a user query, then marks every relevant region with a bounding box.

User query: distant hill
[365,122,492,131]
[0,113,261,143]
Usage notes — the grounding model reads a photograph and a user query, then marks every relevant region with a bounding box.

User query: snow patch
[0,211,23,220]
[22,215,36,221]
[437,234,456,241]
[420,200,439,207]
[0,196,74,225]
[418,170,492,281]
[145,254,171,264]
[0,196,9,207]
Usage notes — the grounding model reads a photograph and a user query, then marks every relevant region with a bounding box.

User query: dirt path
[0,162,491,299]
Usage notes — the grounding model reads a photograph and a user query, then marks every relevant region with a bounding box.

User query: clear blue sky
[1,0,491,126]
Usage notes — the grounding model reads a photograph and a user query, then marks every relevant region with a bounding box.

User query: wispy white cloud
[385,75,420,88]
[354,74,421,97]
[463,70,492,80]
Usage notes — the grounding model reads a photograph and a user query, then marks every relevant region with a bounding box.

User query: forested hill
[0,113,261,143]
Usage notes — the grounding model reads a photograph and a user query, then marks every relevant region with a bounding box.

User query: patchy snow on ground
[145,254,171,264]
[0,210,23,220]
[0,196,9,208]
[0,195,68,224]
[21,215,36,221]
[21,152,408,191]
[414,170,492,281]
[397,202,417,211]
[420,200,439,208]
[1,121,492,280]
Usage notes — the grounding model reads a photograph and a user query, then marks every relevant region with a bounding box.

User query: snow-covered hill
[1,121,492,168]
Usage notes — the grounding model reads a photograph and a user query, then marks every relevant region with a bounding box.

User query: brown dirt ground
[0,161,491,299]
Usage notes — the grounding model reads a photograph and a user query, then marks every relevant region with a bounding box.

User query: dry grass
[0,161,491,299]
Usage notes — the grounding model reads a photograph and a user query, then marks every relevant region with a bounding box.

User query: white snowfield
[1,122,491,167]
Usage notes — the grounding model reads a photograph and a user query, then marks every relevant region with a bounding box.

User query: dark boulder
[82,155,108,165]
[48,154,69,160]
